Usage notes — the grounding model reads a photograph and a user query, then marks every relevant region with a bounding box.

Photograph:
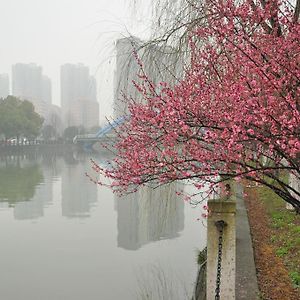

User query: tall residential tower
[60,63,99,128]
[113,37,183,118]
[12,63,52,119]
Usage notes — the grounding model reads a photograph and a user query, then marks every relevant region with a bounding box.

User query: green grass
[290,271,300,287]
[255,182,300,289]
[291,226,300,234]
[276,246,289,257]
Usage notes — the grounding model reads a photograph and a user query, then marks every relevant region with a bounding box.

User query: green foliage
[0,162,43,205]
[63,126,79,141]
[42,124,56,141]
[0,96,43,139]
[289,271,300,287]
[291,226,300,234]
[20,100,44,137]
[271,211,295,229]
[275,247,289,257]
[257,184,300,288]
[270,235,278,243]
[197,247,207,265]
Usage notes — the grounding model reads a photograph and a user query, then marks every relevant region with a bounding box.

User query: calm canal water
[0,149,206,300]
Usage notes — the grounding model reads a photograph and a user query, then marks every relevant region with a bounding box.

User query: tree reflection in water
[135,263,190,300]
[0,159,43,205]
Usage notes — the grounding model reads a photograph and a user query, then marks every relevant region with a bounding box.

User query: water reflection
[14,168,55,220]
[0,152,98,219]
[61,154,97,218]
[0,150,204,300]
[135,263,189,300]
[0,157,43,205]
[115,183,184,250]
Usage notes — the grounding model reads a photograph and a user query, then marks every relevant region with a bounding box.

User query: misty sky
[0,0,152,121]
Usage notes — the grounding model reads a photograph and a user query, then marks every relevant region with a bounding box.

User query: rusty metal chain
[215,220,227,300]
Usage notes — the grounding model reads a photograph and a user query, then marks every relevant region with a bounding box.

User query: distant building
[0,74,9,98]
[69,99,99,129]
[113,37,183,118]
[89,76,97,102]
[113,37,141,118]
[12,63,52,119]
[12,63,43,103]
[42,75,52,104]
[60,63,98,128]
[45,104,63,137]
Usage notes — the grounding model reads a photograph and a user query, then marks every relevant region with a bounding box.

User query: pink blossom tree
[91,0,300,211]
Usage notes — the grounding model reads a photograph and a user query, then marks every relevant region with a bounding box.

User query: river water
[0,149,206,300]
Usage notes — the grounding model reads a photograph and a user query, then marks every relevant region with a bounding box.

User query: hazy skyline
[0,0,152,121]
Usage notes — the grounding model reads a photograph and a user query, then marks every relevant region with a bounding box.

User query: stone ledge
[208,200,236,213]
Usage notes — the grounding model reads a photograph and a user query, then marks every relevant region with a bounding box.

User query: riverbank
[0,141,75,153]
[244,184,300,300]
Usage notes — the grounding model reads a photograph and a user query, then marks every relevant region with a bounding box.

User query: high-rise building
[12,63,51,119]
[113,37,183,118]
[60,63,98,128]
[113,37,141,118]
[69,100,99,129]
[45,104,63,137]
[89,76,97,102]
[42,75,52,105]
[12,63,42,102]
[0,74,9,98]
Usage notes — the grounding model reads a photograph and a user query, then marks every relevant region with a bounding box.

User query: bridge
[73,116,126,151]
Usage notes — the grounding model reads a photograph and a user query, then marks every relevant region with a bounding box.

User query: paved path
[236,184,260,300]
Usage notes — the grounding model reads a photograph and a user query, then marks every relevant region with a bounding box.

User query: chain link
[215,220,227,300]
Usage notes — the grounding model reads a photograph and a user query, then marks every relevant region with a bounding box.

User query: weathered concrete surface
[207,200,236,300]
[236,184,260,300]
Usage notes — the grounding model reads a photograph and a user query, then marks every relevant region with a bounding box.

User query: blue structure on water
[94,116,126,138]
[73,116,126,151]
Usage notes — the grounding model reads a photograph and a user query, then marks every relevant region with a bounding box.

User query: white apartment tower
[60,63,99,128]
[12,63,52,119]
[113,37,183,118]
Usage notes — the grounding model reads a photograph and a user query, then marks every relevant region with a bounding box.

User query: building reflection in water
[61,153,97,218]
[0,152,99,220]
[115,183,184,250]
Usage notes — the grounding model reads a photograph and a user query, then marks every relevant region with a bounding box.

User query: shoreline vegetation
[245,182,300,300]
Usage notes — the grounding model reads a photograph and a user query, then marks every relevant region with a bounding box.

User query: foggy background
[0,0,152,122]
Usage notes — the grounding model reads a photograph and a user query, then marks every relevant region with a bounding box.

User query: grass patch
[276,247,289,257]
[255,183,300,290]
[290,271,300,288]
[291,226,300,234]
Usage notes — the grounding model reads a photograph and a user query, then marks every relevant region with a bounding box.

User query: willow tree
[91,0,300,212]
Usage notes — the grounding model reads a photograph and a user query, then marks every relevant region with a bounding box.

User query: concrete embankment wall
[195,187,259,300]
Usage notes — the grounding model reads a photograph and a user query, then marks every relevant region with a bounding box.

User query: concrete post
[287,172,300,210]
[206,200,236,300]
